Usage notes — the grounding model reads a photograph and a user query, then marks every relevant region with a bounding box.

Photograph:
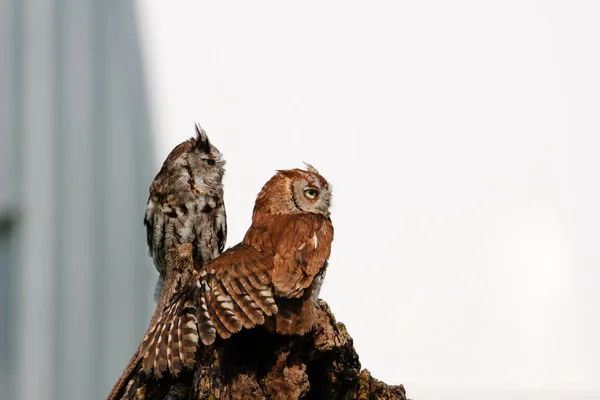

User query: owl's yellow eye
[304,188,318,199]
[204,159,216,166]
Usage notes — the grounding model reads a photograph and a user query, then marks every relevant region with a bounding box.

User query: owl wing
[139,243,278,378]
[143,140,193,257]
[270,214,334,298]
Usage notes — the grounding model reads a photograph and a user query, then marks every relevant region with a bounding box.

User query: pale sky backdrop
[134,2,600,399]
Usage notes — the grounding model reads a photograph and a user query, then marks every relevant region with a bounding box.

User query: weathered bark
[109,245,407,400]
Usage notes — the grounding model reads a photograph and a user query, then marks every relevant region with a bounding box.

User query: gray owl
[144,123,227,299]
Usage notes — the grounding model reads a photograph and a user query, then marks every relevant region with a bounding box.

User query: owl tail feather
[140,304,198,378]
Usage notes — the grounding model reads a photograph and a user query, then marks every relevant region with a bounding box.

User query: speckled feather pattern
[144,124,227,299]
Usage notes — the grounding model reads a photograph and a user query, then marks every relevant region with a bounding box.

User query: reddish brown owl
[139,165,334,378]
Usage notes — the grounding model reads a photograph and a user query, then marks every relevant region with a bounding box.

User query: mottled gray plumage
[144,123,227,299]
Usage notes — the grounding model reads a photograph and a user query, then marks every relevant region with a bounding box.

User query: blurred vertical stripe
[0,1,156,399]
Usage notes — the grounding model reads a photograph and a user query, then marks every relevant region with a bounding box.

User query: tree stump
[109,244,407,400]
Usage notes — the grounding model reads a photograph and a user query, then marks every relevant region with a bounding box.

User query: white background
[134,2,600,398]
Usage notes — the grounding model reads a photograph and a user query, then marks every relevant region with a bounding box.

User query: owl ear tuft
[194,122,211,153]
[303,162,319,175]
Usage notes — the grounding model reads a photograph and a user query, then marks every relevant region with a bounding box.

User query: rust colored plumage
[138,166,334,378]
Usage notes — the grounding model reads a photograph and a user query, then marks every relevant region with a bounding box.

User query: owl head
[151,123,225,196]
[253,164,332,217]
